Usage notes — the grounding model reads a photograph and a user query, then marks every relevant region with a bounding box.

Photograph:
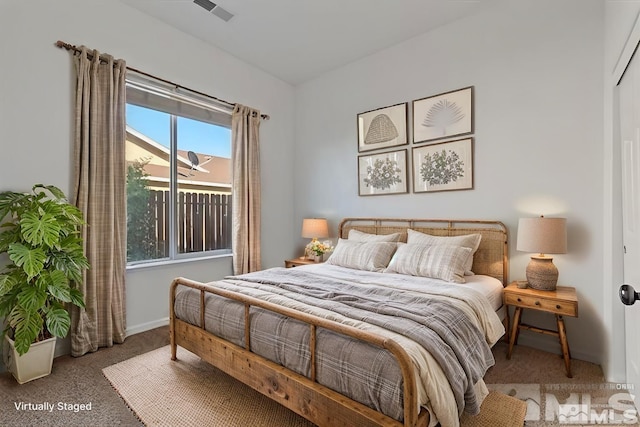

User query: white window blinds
[125,71,232,128]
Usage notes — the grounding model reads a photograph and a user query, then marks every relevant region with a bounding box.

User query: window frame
[125,74,233,267]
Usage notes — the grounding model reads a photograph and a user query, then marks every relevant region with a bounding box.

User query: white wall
[295,0,606,365]
[0,0,296,357]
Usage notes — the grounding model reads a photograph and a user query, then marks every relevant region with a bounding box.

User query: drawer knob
[556,304,561,309]
[517,298,522,302]
[535,301,541,306]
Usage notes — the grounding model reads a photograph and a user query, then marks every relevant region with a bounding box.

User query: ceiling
[119,0,498,85]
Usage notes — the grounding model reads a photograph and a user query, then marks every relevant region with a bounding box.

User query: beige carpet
[103,345,526,427]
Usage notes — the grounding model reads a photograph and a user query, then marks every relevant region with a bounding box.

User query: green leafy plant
[0,185,88,356]
[126,160,157,262]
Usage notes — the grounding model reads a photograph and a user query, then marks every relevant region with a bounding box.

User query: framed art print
[412,86,473,144]
[412,138,473,193]
[358,149,408,196]
[357,103,408,152]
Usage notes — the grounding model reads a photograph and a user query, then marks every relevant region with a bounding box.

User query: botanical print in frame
[412,86,473,144]
[357,103,408,152]
[412,138,473,193]
[358,149,408,196]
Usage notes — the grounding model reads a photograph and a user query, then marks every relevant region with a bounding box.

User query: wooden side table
[284,258,321,268]
[503,282,578,377]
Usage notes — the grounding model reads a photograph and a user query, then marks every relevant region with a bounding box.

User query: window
[125,73,233,264]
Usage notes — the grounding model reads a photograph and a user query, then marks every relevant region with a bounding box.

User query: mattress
[173,264,504,427]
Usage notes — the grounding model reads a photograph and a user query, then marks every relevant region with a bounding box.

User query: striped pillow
[407,229,481,275]
[384,243,472,283]
[326,239,397,272]
[348,229,402,242]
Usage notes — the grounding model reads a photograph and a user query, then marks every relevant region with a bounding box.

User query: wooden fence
[148,190,232,256]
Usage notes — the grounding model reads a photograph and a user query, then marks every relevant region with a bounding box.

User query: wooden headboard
[338,218,509,285]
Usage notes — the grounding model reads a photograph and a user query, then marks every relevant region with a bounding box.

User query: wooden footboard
[170,277,429,427]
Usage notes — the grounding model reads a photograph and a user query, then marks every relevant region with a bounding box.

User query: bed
[169,218,509,427]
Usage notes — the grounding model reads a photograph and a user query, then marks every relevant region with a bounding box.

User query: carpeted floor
[0,326,623,426]
[485,342,638,426]
[0,327,169,427]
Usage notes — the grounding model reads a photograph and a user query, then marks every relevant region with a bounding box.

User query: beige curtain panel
[232,104,262,275]
[70,47,127,357]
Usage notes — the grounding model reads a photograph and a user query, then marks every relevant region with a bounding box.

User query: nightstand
[504,282,578,377]
[284,258,320,268]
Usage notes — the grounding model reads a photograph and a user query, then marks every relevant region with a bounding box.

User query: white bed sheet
[457,274,504,311]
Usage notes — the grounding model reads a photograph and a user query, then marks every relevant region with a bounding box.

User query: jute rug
[103,346,526,426]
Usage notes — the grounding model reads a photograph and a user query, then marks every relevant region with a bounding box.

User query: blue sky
[126,104,231,158]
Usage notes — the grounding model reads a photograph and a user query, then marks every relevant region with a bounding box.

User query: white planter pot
[4,335,56,384]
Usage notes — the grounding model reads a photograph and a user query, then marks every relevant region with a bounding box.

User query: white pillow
[326,239,397,272]
[406,229,481,275]
[384,244,472,283]
[348,229,402,242]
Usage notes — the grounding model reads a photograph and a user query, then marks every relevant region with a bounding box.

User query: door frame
[606,10,640,383]
[614,12,640,86]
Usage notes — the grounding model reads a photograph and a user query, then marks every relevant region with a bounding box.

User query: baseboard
[126,318,169,337]
[0,319,169,373]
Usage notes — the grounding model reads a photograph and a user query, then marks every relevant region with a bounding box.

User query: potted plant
[305,239,333,262]
[0,184,88,383]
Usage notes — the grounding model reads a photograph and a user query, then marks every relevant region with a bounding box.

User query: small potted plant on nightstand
[305,239,333,262]
[0,184,88,383]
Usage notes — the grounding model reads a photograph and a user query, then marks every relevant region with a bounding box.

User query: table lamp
[516,215,567,291]
[301,218,329,259]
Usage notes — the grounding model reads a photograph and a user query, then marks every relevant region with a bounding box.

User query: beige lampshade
[301,218,329,239]
[517,216,567,291]
[516,216,567,255]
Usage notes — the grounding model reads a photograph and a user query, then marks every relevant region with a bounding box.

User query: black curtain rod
[55,40,269,120]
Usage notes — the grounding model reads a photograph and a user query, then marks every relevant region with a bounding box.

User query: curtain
[70,47,127,357]
[231,104,262,274]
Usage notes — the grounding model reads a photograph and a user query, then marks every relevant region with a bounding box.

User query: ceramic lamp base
[526,256,559,291]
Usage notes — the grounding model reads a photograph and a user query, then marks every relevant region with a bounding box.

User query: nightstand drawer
[504,292,577,317]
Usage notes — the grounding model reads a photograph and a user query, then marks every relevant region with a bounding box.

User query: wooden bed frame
[169,218,508,427]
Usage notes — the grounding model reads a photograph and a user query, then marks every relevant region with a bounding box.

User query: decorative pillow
[325,239,398,272]
[406,229,481,275]
[384,243,472,283]
[348,229,402,243]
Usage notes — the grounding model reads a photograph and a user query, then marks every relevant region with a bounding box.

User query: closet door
[619,44,640,414]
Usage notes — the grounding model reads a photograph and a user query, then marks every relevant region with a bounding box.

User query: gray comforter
[174,265,501,424]
[227,267,494,415]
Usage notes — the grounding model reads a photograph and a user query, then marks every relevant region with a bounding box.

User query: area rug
[460,390,526,427]
[103,346,526,427]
